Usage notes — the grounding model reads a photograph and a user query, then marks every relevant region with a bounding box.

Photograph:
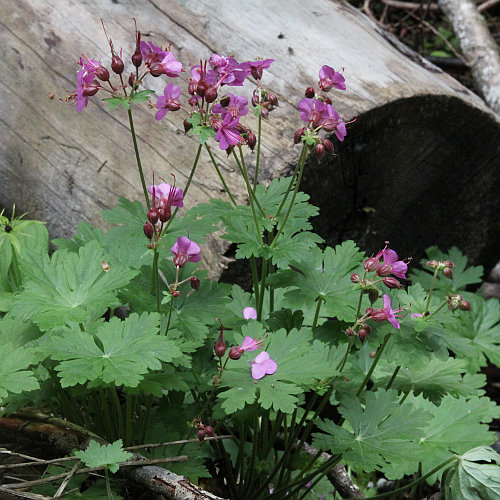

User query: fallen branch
[0,485,52,499]
[381,0,439,10]
[438,0,500,113]
[478,0,500,12]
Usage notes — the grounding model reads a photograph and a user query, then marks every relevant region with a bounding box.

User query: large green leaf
[74,439,132,474]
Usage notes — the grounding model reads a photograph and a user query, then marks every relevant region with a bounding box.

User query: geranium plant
[0,20,498,500]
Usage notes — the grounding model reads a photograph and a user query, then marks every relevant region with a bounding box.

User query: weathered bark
[1,0,499,277]
[438,0,500,114]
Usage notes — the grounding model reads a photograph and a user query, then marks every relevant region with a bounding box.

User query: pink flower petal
[243,307,257,320]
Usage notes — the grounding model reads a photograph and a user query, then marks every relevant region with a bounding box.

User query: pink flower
[410,313,423,318]
[297,98,328,126]
[213,94,248,119]
[73,68,100,112]
[209,55,250,86]
[213,114,244,150]
[375,244,408,279]
[170,236,201,267]
[155,83,182,120]
[318,65,346,91]
[251,351,277,380]
[148,182,184,208]
[247,58,274,79]
[228,335,265,360]
[243,307,257,320]
[370,294,404,329]
[140,41,182,77]
[320,104,347,142]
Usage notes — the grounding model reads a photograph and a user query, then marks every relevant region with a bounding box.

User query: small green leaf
[74,439,132,473]
[102,96,129,111]
[131,89,156,102]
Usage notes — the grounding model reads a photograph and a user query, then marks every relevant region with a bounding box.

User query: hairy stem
[127,108,150,208]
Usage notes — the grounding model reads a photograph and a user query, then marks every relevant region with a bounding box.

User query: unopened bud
[251,94,260,107]
[321,119,337,132]
[247,131,257,151]
[358,328,368,343]
[350,273,361,283]
[368,289,379,304]
[377,264,392,277]
[251,66,263,79]
[132,50,142,68]
[95,66,110,82]
[267,93,279,107]
[204,425,215,437]
[260,107,269,119]
[143,221,154,239]
[459,299,471,311]
[147,207,159,224]
[188,78,198,95]
[383,277,403,289]
[184,118,193,133]
[305,86,315,98]
[128,73,136,87]
[190,276,201,290]
[315,143,325,158]
[323,97,332,105]
[228,346,244,360]
[364,257,380,272]
[171,290,181,297]
[323,139,334,154]
[426,260,439,269]
[345,327,355,336]
[196,80,208,97]
[443,267,454,279]
[443,260,454,268]
[205,85,218,103]
[158,205,171,223]
[197,428,206,442]
[294,127,306,144]
[214,335,226,358]
[111,55,124,74]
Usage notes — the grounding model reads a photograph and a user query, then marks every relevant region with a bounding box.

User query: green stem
[10,248,22,290]
[257,258,268,320]
[127,108,150,208]
[205,143,237,205]
[109,387,124,440]
[125,393,133,446]
[104,468,113,500]
[386,365,401,390]
[368,456,457,499]
[311,297,324,332]
[424,267,440,314]
[235,147,265,215]
[425,300,448,320]
[164,299,174,336]
[253,114,262,191]
[356,333,392,397]
[140,394,154,444]
[270,143,308,249]
[150,249,160,312]
[100,389,114,441]
[336,335,355,372]
[399,385,413,405]
[250,257,260,310]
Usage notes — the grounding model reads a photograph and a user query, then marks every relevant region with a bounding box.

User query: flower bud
[368,289,379,304]
[345,327,355,336]
[321,119,337,132]
[205,85,218,103]
[228,346,244,360]
[294,127,306,144]
[383,277,403,289]
[323,139,334,154]
[214,337,226,358]
[188,95,199,106]
[443,267,454,279]
[350,273,361,283]
[247,131,257,151]
[371,309,389,322]
[204,425,215,437]
[426,260,439,269]
[260,107,269,119]
[323,97,332,105]
[111,55,124,74]
[196,80,208,97]
[459,299,471,311]
[128,73,136,87]
[251,94,260,107]
[95,66,110,82]
[82,81,100,97]
[251,65,263,79]
[188,78,198,95]
[184,118,193,133]
[315,143,325,158]
[190,276,201,290]
[172,290,181,297]
[197,428,206,442]
[147,207,159,225]
[358,328,368,343]
[376,264,392,277]
[305,86,315,98]
[443,260,454,268]
[143,221,154,239]
[158,205,171,223]
[267,93,279,107]
[364,257,380,272]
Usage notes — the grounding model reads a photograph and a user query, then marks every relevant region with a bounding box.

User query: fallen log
[1,0,499,277]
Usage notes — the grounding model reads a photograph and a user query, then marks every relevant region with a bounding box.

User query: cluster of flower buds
[251,89,279,119]
[426,259,454,279]
[294,65,352,158]
[196,421,216,442]
[446,293,471,311]
[346,324,371,343]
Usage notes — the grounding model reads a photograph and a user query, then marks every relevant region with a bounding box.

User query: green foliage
[313,389,431,479]
[74,439,132,473]
[187,112,216,143]
[442,446,500,500]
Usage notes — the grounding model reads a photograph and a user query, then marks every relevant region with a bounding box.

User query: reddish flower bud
[321,119,337,132]
[267,93,279,107]
[219,95,230,107]
[132,50,142,68]
[251,94,260,107]
[383,277,403,289]
[247,131,257,151]
[143,221,154,239]
[351,273,361,283]
[111,55,124,75]
[184,118,193,133]
[188,95,198,106]
[228,346,244,360]
[426,260,439,269]
[323,139,334,154]
[196,80,208,97]
[205,85,218,103]
[368,289,379,304]
[82,81,100,97]
[128,73,136,87]
[459,299,471,311]
[260,107,269,119]
[251,65,263,79]
[147,207,159,225]
[197,428,206,442]
[358,328,368,343]
[294,127,306,144]
[443,267,454,279]
[95,66,110,82]
[443,260,454,268]
[190,276,201,290]
[315,143,325,158]
[188,78,198,95]
[323,97,332,105]
[204,425,216,437]
[377,264,392,277]
[371,309,389,322]
[158,205,171,223]
[171,290,181,297]
[305,86,315,98]
[345,327,356,336]
[364,257,380,272]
